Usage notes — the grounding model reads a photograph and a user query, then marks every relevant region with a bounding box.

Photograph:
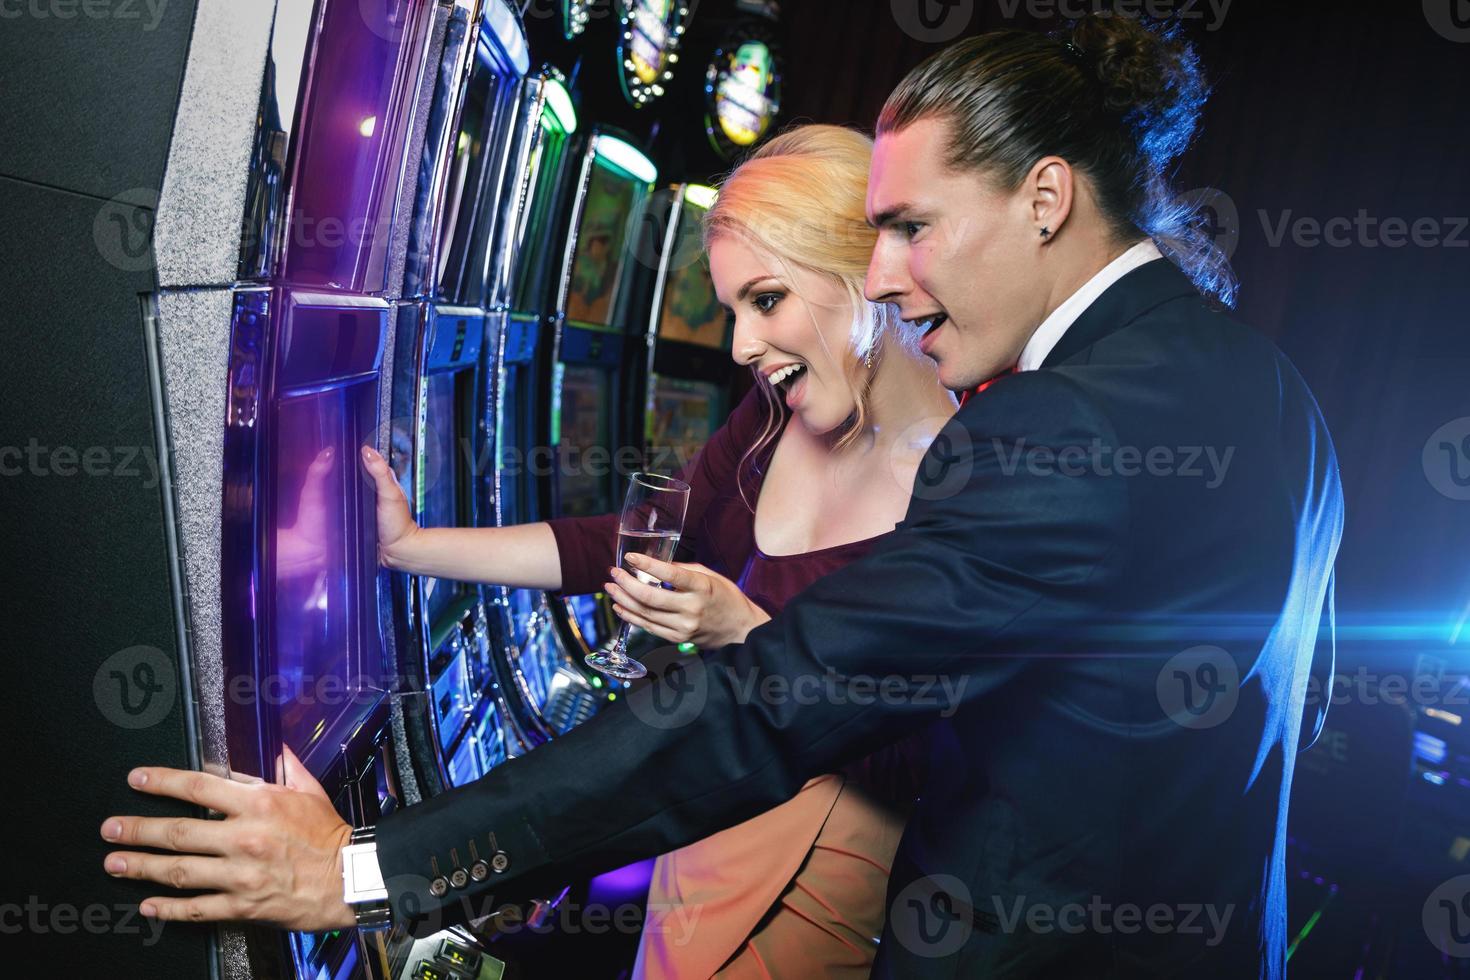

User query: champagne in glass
[587,472,690,680]
[616,528,682,585]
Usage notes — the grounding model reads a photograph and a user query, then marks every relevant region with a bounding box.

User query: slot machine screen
[438,56,496,295]
[658,251,728,349]
[649,377,723,475]
[557,363,610,516]
[706,36,782,159]
[272,381,383,766]
[565,158,639,327]
[420,371,465,624]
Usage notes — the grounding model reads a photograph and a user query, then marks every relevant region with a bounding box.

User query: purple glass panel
[267,295,392,776]
[269,380,383,769]
[221,289,273,780]
[282,0,434,293]
[277,300,387,389]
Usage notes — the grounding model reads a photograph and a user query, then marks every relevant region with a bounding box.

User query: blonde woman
[361,125,957,976]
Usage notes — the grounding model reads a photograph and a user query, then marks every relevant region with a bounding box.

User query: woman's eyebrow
[736,275,780,300]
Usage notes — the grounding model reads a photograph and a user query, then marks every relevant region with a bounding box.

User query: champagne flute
[587,472,691,680]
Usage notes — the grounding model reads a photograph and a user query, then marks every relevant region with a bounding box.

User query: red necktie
[958,365,1019,407]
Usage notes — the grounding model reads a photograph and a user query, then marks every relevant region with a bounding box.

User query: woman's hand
[360,445,418,569]
[606,554,772,648]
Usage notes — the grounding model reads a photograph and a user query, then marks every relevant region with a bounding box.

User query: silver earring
[863,345,876,369]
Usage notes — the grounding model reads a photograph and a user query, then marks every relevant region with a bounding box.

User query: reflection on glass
[272,381,381,766]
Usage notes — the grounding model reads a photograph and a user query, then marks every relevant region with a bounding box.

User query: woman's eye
[904,222,924,240]
[753,292,782,314]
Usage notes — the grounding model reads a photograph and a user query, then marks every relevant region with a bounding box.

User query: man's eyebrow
[869,203,916,229]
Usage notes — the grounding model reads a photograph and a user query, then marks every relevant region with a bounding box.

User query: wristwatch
[341,825,393,929]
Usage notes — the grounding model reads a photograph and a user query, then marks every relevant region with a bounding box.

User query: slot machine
[622,5,784,494]
[484,70,617,740]
[543,130,661,676]
[384,0,542,807]
[636,184,736,478]
[149,1,526,976]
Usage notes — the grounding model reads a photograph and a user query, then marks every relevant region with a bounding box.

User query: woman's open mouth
[771,362,808,407]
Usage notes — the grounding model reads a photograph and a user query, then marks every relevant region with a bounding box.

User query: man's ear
[1029,156,1075,237]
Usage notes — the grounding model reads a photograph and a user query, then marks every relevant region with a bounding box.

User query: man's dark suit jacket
[378,257,1344,978]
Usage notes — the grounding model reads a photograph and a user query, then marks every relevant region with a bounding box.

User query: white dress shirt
[1016,239,1164,372]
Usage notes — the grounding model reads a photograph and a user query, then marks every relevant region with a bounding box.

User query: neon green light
[543,77,577,135]
[684,184,718,210]
[594,134,658,185]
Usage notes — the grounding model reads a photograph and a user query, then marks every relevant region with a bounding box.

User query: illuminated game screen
[648,376,723,475]
[659,250,728,349]
[557,364,611,517]
[565,158,640,327]
[709,39,780,153]
[421,371,464,624]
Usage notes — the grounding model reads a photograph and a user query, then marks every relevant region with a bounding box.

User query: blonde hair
[704,124,900,488]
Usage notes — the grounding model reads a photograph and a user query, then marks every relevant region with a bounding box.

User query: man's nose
[865,238,906,305]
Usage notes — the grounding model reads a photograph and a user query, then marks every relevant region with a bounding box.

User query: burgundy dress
[547,389,914,978]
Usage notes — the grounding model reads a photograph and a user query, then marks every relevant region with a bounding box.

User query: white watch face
[342,842,388,901]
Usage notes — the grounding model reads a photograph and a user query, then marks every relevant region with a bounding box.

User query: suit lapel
[1040,258,1202,369]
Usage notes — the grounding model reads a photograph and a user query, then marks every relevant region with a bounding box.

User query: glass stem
[611,621,632,661]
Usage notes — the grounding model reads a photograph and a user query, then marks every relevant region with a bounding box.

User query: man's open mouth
[922,314,949,338]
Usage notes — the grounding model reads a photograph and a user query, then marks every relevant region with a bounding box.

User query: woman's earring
[863,345,876,370]
[1039,226,1052,238]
